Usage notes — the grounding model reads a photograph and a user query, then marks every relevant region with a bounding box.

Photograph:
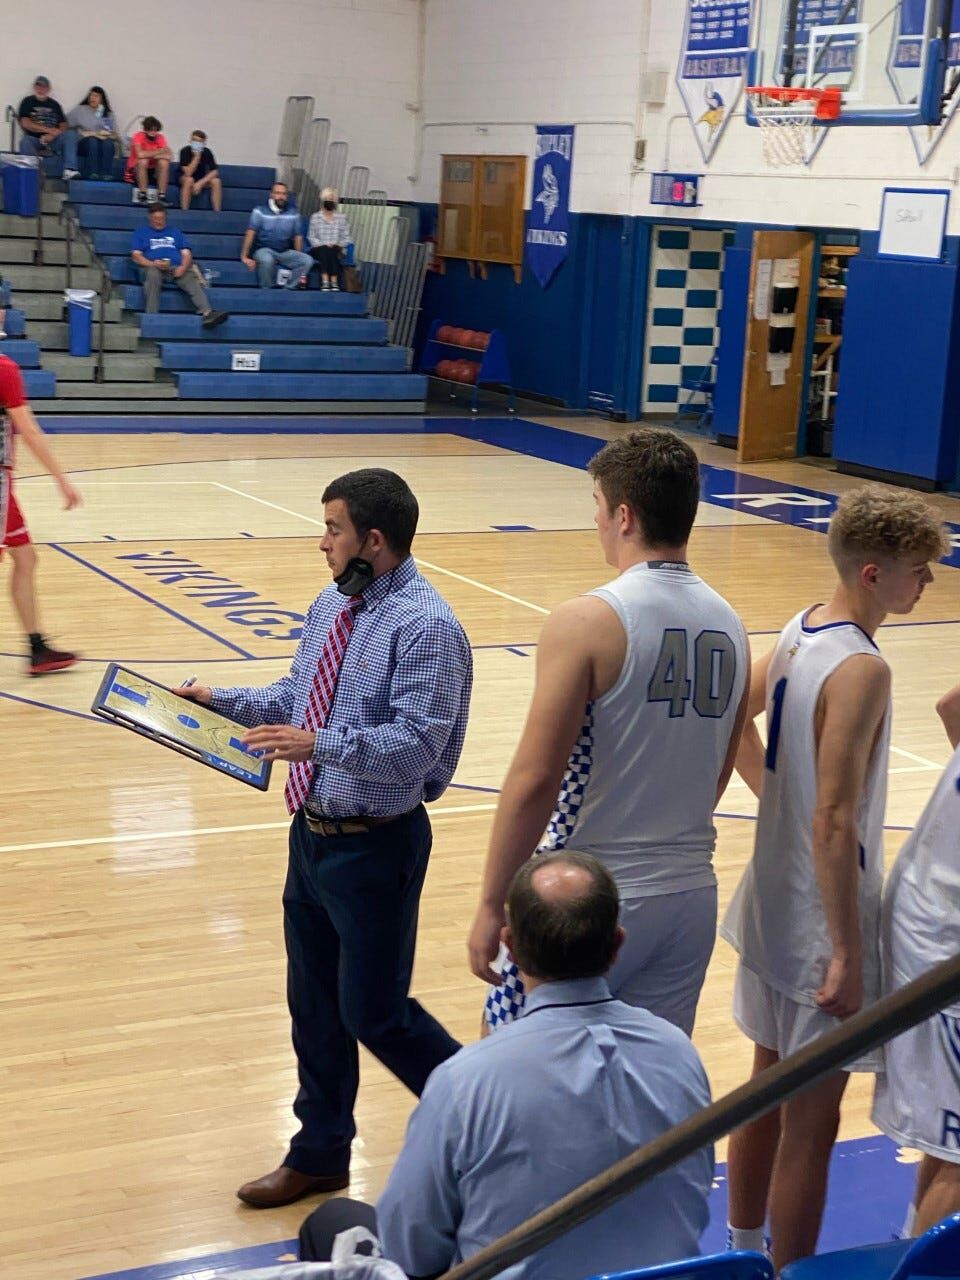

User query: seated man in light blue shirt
[299,851,713,1280]
[240,180,313,289]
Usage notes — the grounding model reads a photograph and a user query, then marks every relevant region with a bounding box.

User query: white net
[749,94,818,167]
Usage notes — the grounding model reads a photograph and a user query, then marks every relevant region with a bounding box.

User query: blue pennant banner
[526,125,574,289]
[889,0,960,164]
[677,0,754,162]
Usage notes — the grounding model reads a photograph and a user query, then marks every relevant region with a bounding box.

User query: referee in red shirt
[0,353,81,673]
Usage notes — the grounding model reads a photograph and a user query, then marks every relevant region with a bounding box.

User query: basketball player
[0,352,81,673]
[872,680,960,1237]
[721,487,948,1270]
[467,428,750,1036]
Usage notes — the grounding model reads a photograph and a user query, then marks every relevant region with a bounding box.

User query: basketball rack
[745,86,843,166]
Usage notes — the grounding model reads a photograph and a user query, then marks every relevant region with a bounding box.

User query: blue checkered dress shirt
[210,556,472,817]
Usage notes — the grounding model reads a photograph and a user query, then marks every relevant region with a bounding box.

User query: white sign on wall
[878,188,950,261]
[231,351,262,372]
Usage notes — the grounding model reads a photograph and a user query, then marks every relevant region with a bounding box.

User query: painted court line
[889,743,943,770]
[0,803,498,857]
[213,481,552,616]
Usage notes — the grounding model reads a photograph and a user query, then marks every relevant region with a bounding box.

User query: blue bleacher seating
[0,339,42,366]
[140,314,388,344]
[175,371,427,400]
[159,343,409,372]
[60,166,421,410]
[780,1212,960,1280]
[122,285,364,316]
[4,308,26,337]
[80,207,252,234]
[588,1251,773,1280]
[22,369,56,397]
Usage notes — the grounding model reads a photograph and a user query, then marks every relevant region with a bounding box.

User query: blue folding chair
[589,1250,773,1280]
[677,352,718,432]
[780,1212,960,1280]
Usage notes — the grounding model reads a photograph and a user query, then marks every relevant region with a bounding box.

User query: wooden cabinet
[439,154,526,279]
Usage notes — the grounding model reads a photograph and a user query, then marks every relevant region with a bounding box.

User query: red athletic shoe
[28,645,78,676]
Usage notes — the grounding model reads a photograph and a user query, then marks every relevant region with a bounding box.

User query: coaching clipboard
[91,663,272,791]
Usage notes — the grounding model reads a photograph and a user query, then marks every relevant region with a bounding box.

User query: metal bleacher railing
[434,952,960,1280]
[4,103,48,266]
[278,96,429,359]
[59,202,114,382]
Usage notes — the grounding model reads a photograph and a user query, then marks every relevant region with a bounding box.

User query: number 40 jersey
[720,607,891,1006]
[541,561,748,900]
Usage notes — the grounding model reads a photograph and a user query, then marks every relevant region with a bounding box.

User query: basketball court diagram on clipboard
[745,1,955,165]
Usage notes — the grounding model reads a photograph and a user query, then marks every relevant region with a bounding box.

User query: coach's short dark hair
[588,428,700,547]
[507,852,620,982]
[322,468,419,556]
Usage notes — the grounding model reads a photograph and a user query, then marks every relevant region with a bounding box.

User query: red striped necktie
[284,594,363,815]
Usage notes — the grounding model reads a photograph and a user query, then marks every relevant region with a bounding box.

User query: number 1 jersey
[720,608,891,1005]
[541,562,747,899]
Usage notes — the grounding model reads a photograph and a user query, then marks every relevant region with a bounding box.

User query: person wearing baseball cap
[18,77,79,178]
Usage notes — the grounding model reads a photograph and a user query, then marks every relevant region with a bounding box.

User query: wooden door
[738,229,815,461]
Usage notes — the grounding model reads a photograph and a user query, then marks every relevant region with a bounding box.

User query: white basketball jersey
[542,561,748,898]
[721,608,891,1005]
[882,743,960,1017]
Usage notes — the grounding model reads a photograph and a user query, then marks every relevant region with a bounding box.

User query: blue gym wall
[415,209,649,417]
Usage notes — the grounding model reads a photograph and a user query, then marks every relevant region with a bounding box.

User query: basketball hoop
[746,86,842,167]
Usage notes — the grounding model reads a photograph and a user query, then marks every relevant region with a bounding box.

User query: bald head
[506,852,621,983]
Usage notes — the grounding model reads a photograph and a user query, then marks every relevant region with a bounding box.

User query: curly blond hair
[827,486,949,572]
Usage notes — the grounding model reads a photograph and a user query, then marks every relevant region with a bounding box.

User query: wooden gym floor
[1,419,958,1280]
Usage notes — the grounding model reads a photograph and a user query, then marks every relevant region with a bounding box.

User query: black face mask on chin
[335,556,374,596]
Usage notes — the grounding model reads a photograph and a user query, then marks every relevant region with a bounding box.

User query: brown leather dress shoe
[236,1164,350,1208]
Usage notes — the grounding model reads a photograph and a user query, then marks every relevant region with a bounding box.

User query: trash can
[0,154,40,218]
[64,288,96,357]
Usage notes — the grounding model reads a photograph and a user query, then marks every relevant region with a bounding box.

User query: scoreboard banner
[677,0,755,162]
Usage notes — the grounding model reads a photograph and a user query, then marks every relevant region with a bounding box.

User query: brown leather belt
[302,808,403,837]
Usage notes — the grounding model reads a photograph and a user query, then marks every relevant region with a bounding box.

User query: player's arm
[716,631,752,803]
[467,597,614,982]
[734,645,774,799]
[812,654,891,1018]
[7,404,81,508]
[936,682,960,750]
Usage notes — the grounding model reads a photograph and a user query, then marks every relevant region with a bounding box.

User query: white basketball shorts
[873,1007,960,1162]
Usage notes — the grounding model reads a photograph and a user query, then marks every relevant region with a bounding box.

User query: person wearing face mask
[178,129,221,212]
[124,115,173,204]
[174,467,472,1210]
[67,86,119,181]
[241,181,313,289]
[307,188,352,291]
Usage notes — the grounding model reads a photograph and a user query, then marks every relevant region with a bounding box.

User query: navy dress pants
[282,804,461,1175]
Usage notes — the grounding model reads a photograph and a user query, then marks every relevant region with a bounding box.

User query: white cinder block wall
[0,0,420,194]
[3,0,956,227]
[414,0,960,233]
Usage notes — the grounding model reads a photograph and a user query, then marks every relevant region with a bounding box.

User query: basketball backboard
[749,0,956,128]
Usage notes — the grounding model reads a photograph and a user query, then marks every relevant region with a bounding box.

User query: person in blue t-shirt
[130,204,228,326]
[240,181,312,289]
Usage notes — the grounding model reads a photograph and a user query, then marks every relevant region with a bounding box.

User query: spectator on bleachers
[18,76,78,178]
[179,129,222,212]
[125,116,173,204]
[298,851,713,1280]
[241,181,312,290]
[67,87,118,182]
[307,188,352,291]
[130,203,228,328]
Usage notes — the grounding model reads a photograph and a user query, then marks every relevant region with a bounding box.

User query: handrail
[59,202,113,383]
[5,104,17,152]
[442,951,960,1280]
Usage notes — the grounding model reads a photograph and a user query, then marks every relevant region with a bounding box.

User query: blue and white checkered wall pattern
[641,225,734,415]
